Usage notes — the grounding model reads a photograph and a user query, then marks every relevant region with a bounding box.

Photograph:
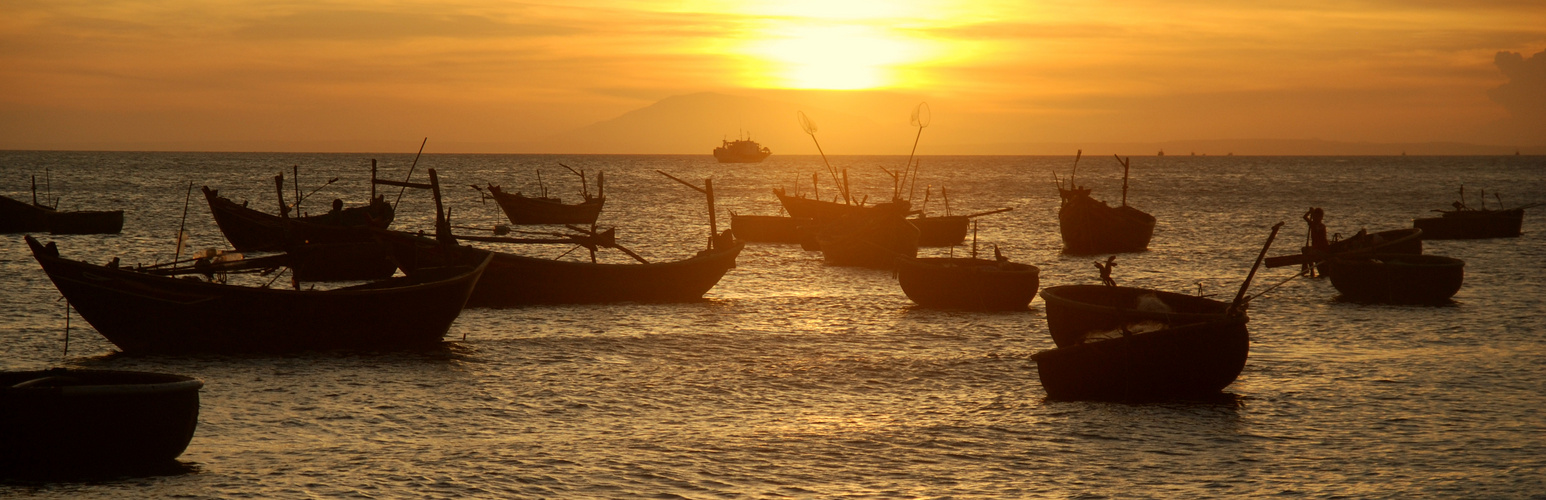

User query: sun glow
[744,24,930,90]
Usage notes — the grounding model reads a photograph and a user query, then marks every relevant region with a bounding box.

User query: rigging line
[394,138,429,211]
[1246,272,1303,303]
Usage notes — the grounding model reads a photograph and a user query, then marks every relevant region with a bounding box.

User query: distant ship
[713,135,771,163]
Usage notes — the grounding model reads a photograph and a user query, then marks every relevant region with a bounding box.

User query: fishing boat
[712,135,772,163]
[895,249,1040,311]
[1411,186,1535,240]
[1056,154,1155,255]
[378,168,742,306]
[1,177,123,234]
[813,201,919,269]
[478,165,604,225]
[1265,227,1423,268]
[202,174,394,252]
[1319,253,1464,304]
[773,187,862,222]
[1030,223,1281,401]
[379,230,742,306]
[729,213,806,243]
[1,368,202,468]
[25,236,488,353]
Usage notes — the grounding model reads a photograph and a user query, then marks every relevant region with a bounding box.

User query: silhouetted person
[331,198,344,214]
[1303,208,1330,256]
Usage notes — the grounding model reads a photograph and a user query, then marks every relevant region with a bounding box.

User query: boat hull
[1,195,123,234]
[1413,209,1524,239]
[730,214,805,243]
[380,231,743,306]
[1032,318,1249,401]
[1320,253,1464,304]
[816,214,919,269]
[203,187,394,252]
[0,195,48,233]
[1,369,202,468]
[488,187,604,225]
[287,242,400,281]
[26,236,485,353]
[1058,193,1155,255]
[910,215,969,247]
[896,257,1040,310]
[1039,285,1237,348]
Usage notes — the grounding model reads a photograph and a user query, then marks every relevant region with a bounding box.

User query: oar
[1231,221,1285,312]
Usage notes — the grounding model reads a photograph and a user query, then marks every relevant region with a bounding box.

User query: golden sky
[1,0,1543,153]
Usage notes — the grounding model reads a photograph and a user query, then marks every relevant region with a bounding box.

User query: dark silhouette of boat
[1056,154,1155,255]
[813,201,919,268]
[1031,223,1281,401]
[712,135,771,163]
[1319,253,1464,304]
[1266,227,1423,268]
[1412,188,1535,240]
[202,177,394,252]
[478,166,605,225]
[729,213,805,243]
[773,187,860,222]
[896,249,1040,310]
[1,177,123,234]
[1,368,202,469]
[25,235,488,353]
[377,168,742,306]
[909,215,968,246]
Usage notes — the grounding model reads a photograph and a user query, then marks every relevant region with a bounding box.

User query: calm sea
[2,151,1543,498]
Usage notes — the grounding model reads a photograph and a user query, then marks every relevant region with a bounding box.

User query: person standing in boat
[1301,208,1330,276]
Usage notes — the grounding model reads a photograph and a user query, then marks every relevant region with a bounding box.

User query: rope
[1245,271,1303,304]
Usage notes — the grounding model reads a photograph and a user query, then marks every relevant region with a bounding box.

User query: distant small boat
[1,368,202,469]
[1414,208,1525,240]
[1056,154,1155,255]
[713,136,772,163]
[896,252,1040,310]
[26,235,487,353]
[1,176,123,235]
[480,166,604,226]
[1319,253,1464,304]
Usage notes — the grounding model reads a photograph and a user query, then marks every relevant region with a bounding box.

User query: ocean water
[1,151,1543,498]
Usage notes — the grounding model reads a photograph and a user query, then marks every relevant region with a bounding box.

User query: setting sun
[743,24,929,89]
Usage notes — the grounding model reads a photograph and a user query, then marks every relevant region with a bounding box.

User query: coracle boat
[1,369,202,469]
[896,250,1040,311]
[478,165,604,225]
[26,235,488,353]
[1056,154,1155,255]
[713,135,772,163]
[1,177,123,234]
[1030,223,1282,401]
[1319,253,1464,304]
[1411,186,1535,240]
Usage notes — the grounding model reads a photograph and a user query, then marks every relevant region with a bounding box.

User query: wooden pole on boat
[394,137,428,211]
[173,181,193,268]
[371,159,377,200]
[275,173,288,219]
[904,102,930,201]
[1232,221,1284,310]
[655,170,718,250]
[30,175,37,205]
[1070,150,1082,189]
[429,168,452,244]
[293,165,301,214]
[798,111,848,205]
[1114,154,1131,207]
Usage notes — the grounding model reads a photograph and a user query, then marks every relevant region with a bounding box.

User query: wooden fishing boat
[484,185,604,225]
[1,368,202,468]
[287,241,400,282]
[1414,208,1526,239]
[202,185,394,252]
[1031,223,1281,401]
[813,202,919,268]
[1057,187,1155,254]
[25,236,488,353]
[2,192,122,235]
[909,215,968,247]
[377,230,742,306]
[773,187,862,222]
[1319,253,1464,304]
[896,253,1040,310]
[729,214,805,243]
[1265,227,1423,268]
[1056,155,1155,255]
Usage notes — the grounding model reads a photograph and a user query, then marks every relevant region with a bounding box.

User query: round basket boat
[1319,253,1464,304]
[1,368,203,468]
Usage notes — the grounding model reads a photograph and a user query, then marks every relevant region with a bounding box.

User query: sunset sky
[2,0,1543,153]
